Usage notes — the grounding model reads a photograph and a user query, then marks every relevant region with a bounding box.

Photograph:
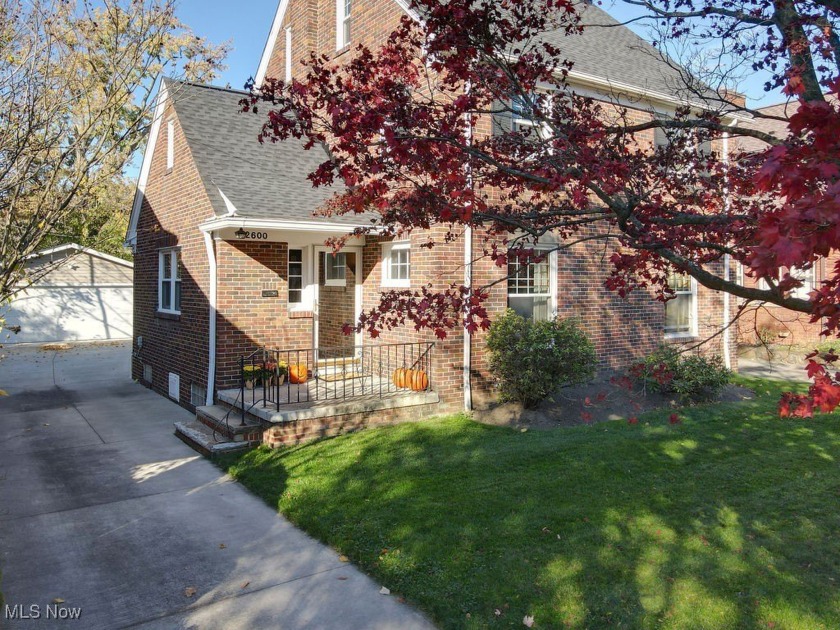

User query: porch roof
[167,79,377,227]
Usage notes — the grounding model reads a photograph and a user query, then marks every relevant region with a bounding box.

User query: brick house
[736,100,838,349]
[126,0,739,450]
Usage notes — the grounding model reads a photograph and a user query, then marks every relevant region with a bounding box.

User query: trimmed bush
[632,345,730,399]
[486,310,596,408]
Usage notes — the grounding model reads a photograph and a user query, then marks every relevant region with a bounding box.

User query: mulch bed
[471,379,755,430]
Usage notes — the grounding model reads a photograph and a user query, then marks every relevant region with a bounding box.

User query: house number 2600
[243,231,268,240]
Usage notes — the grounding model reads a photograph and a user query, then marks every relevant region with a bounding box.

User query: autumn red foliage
[243,0,840,415]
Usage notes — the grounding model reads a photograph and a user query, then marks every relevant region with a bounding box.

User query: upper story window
[664,272,696,337]
[288,248,303,304]
[158,248,181,314]
[382,242,410,288]
[336,0,352,50]
[285,27,293,83]
[166,120,175,170]
[507,250,555,322]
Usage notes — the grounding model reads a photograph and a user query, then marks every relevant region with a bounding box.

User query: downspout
[463,82,474,412]
[202,229,218,406]
[721,119,737,370]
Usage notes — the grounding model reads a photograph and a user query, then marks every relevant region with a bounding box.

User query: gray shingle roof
[544,3,704,100]
[164,79,363,224]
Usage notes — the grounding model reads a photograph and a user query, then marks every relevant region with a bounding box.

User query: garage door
[4,286,133,344]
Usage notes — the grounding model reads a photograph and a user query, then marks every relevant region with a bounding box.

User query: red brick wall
[264,0,408,83]
[215,241,313,388]
[132,100,212,410]
[736,256,836,348]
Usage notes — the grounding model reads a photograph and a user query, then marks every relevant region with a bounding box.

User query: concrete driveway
[0,342,434,629]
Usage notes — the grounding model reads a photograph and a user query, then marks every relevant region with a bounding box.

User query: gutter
[202,229,218,406]
[721,118,737,370]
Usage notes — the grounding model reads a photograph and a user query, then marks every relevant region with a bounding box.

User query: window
[664,272,696,336]
[285,27,292,83]
[158,249,181,314]
[288,248,303,304]
[382,242,410,287]
[507,250,555,322]
[325,252,346,286]
[789,266,816,300]
[336,0,351,49]
[166,120,174,170]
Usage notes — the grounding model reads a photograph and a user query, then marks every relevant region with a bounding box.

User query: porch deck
[217,376,439,424]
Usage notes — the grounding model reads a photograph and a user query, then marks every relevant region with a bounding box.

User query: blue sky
[177,0,278,91]
[175,0,784,106]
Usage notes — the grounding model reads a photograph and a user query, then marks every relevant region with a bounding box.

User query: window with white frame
[789,266,816,300]
[166,120,175,170]
[288,248,303,304]
[382,242,410,287]
[336,0,352,49]
[325,252,346,286]
[664,272,696,336]
[285,27,292,83]
[507,250,554,322]
[158,249,181,314]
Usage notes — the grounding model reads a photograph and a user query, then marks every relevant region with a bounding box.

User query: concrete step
[174,421,258,458]
[196,405,262,441]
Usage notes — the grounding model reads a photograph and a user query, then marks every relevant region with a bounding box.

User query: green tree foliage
[0,0,228,302]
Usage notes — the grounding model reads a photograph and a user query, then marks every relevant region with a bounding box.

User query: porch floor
[217,375,439,424]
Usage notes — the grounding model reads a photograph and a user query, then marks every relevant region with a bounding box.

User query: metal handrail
[239,342,434,425]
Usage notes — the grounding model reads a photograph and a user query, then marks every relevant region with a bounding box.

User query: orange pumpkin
[408,369,429,392]
[392,368,409,388]
[289,364,308,384]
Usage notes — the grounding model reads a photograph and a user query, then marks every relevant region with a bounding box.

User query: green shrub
[632,345,730,399]
[486,310,596,408]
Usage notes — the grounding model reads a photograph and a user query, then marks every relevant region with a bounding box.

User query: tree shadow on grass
[223,385,840,629]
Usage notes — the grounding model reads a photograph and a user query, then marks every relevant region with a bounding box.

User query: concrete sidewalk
[0,343,434,629]
[738,357,809,383]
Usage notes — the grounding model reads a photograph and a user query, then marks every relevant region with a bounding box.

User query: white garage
[3,244,133,344]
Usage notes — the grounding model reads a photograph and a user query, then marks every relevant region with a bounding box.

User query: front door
[315,246,362,358]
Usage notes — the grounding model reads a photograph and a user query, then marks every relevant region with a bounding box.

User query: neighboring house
[126,0,739,449]
[736,100,838,348]
[4,244,133,344]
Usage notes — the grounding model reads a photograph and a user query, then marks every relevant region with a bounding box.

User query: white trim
[664,276,698,339]
[392,0,420,20]
[166,119,175,170]
[217,187,238,216]
[199,216,378,235]
[27,243,134,269]
[126,79,170,247]
[380,241,411,288]
[202,229,217,406]
[285,26,293,83]
[254,0,291,87]
[157,248,181,315]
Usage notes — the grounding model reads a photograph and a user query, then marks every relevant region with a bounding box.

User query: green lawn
[219,377,840,629]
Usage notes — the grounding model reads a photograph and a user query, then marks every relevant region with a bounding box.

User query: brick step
[196,405,263,441]
[174,421,258,458]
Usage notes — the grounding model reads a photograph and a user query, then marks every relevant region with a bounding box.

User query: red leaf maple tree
[243,0,840,416]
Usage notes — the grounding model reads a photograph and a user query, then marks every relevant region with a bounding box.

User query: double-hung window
[336,0,352,49]
[789,266,816,300]
[382,242,410,288]
[158,249,181,314]
[664,272,696,336]
[288,249,304,305]
[507,250,555,322]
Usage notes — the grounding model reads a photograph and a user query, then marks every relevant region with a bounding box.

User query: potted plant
[263,361,288,386]
[242,364,262,390]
